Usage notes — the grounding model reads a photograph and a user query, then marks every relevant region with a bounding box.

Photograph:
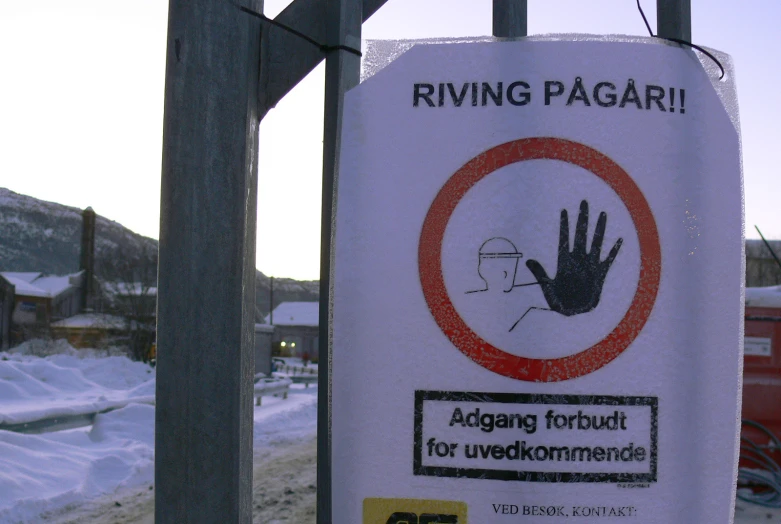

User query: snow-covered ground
[1,405,156,523]
[273,356,318,373]
[0,347,154,427]
[4,342,781,523]
[0,342,317,523]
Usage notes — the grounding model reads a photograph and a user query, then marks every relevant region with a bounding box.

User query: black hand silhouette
[525,200,623,317]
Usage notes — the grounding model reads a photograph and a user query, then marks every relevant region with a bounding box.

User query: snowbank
[0,348,318,522]
[0,345,155,425]
[254,384,318,446]
[0,405,155,523]
[746,285,781,308]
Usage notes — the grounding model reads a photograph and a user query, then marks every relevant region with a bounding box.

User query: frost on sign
[420,137,659,382]
[333,38,743,524]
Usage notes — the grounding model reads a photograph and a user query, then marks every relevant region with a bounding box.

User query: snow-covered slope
[0,346,317,522]
[2,186,776,307]
[0,348,154,425]
[0,187,319,316]
[0,187,157,275]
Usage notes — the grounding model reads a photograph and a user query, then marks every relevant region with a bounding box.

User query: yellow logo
[363,498,467,523]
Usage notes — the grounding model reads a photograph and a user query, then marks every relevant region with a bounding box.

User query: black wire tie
[240,6,362,57]
[636,0,724,80]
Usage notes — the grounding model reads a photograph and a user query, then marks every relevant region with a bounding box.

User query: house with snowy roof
[264,301,318,359]
[50,312,127,349]
[0,271,86,341]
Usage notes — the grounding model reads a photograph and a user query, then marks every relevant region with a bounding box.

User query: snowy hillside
[255,273,319,316]
[0,187,318,315]
[0,187,157,275]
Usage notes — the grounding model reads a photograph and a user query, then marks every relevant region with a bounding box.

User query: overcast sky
[1,1,778,280]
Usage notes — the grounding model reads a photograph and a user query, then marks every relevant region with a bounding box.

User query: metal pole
[492,0,527,38]
[155,0,261,521]
[657,0,691,40]
[318,0,362,522]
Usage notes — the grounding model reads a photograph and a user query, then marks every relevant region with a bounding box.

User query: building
[742,285,781,461]
[254,323,274,375]
[0,206,98,346]
[0,271,85,342]
[101,281,157,322]
[265,301,318,359]
[50,312,127,349]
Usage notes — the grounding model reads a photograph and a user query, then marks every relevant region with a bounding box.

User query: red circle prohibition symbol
[418,137,661,382]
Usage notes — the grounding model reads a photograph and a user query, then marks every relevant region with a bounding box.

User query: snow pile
[0,405,155,523]
[0,346,318,522]
[254,384,318,446]
[0,344,155,425]
[8,338,126,359]
[746,285,781,308]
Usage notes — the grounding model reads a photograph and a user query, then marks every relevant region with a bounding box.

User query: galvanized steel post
[318,0,362,522]
[657,0,691,41]
[493,0,528,38]
[155,0,262,521]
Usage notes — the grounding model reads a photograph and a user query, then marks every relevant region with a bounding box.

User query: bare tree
[95,244,158,361]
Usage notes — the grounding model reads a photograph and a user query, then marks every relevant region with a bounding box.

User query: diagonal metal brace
[258,0,387,114]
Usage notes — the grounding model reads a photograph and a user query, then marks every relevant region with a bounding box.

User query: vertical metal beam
[657,0,691,40]
[79,207,96,312]
[259,0,389,112]
[269,276,274,325]
[318,0,362,522]
[493,0,528,38]
[155,0,261,522]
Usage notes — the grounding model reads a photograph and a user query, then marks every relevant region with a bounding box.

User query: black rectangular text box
[414,390,658,483]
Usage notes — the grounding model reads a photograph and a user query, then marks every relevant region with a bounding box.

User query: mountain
[0,188,156,275]
[0,188,318,317]
[255,273,320,319]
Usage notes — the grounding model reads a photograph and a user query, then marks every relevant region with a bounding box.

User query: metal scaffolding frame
[155,1,691,521]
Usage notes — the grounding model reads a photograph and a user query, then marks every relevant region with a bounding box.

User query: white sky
[1,1,778,280]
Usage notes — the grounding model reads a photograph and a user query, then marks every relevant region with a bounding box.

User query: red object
[741,294,781,466]
[418,137,661,382]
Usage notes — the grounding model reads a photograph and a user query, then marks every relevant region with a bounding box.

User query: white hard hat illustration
[478,237,523,259]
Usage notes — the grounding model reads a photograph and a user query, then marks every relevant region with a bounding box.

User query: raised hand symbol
[525,200,623,317]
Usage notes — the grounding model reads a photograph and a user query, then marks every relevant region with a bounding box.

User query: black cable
[240,6,362,57]
[738,420,781,508]
[756,225,781,273]
[637,0,654,37]
[636,0,725,80]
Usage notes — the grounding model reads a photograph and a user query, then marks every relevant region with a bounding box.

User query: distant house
[265,302,318,359]
[98,281,157,358]
[101,281,157,321]
[0,271,85,342]
[50,313,126,349]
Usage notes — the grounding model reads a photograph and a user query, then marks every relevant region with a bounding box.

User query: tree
[95,244,158,361]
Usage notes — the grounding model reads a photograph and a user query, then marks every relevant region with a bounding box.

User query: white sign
[333,39,743,524]
[745,337,772,357]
